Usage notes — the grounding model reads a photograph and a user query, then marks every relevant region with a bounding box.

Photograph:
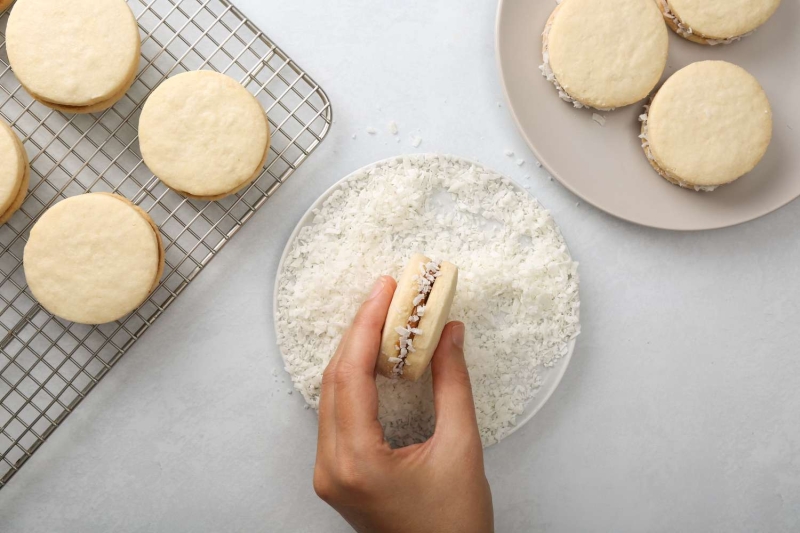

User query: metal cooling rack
[0,0,332,487]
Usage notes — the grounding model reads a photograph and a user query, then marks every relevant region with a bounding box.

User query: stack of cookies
[540,0,781,192]
[6,0,141,113]
[2,0,274,324]
[0,120,29,224]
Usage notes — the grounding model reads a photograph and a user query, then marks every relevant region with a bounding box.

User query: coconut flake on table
[592,113,606,126]
[275,155,581,447]
[388,121,399,135]
[411,136,422,148]
[366,127,377,134]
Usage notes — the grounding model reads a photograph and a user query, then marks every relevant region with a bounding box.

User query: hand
[313,276,494,533]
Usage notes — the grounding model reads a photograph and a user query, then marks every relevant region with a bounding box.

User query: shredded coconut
[504,149,515,157]
[660,0,753,45]
[276,155,581,447]
[639,105,717,192]
[388,121,399,135]
[410,136,422,148]
[366,127,377,135]
[592,113,606,127]
[516,159,525,167]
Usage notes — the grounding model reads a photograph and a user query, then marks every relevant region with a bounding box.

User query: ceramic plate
[273,155,578,443]
[496,0,800,230]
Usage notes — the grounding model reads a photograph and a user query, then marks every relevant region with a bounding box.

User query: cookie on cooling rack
[6,0,140,114]
[24,193,165,325]
[0,120,29,224]
[657,0,781,45]
[540,0,669,110]
[139,71,271,201]
[640,61,772,192]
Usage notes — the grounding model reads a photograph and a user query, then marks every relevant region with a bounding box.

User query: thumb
[430,322,481,444]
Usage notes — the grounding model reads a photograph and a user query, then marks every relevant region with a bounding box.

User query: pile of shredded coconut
[275,155,581,447]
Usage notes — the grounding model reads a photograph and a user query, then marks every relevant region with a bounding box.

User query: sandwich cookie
[378,254,458,382]
[0,120,29,224]
[6,0,140,114]
[657,0,781,45]
[139,71,271,201]
[24,193,165,324]
[541,0,669,110]
[640,61,772,192]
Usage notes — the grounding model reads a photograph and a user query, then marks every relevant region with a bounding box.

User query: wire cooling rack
[0,0,332,487]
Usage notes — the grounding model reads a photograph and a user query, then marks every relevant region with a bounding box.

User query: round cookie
[0,120,28,223]
[139,71,271,200]
[640,61,772,192]
[541,0,669,110]
[377,253,459,382]
[6,0,140,111]
[658,0,781,45]
[24,193,164,324]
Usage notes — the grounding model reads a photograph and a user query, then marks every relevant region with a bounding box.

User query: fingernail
[367,277,386,300]
[451,322,465,348]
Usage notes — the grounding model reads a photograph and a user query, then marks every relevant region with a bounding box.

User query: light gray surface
[2,1,799,531]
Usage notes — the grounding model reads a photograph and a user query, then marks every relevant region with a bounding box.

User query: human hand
[313,276,494,533]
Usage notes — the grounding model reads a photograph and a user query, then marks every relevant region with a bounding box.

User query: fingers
[317,330,348,458]
[334,276,397,442]
[430,322,481,445]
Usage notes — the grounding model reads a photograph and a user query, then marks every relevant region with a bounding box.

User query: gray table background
[2,0,799,531]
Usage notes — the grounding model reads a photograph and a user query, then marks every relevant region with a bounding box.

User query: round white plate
[273,155,578,443]
[496,0,800,231]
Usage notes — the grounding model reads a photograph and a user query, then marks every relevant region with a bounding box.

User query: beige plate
[496,0,799,231]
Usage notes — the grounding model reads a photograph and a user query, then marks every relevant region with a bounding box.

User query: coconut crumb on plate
[275,155,580,447]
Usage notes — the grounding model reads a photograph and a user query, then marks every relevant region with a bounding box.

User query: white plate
[496,0,800,231]
[273,155,577,443]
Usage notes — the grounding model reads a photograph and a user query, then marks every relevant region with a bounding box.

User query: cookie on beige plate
[640,61,772,192]
[6,0,140,113]
[0,120,29,224]
[657,0,782,45]
[139,71,271,200]
[541,0,669,110]
[24,193,164,324]
[377,253,458,382]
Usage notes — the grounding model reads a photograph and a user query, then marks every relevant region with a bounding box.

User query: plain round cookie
[545,0,669,109]
[0,121,27,219]
[645,61,772,190]
[139,71,271,199]
[6,0,140,108]
[665,0,781,41]
[24,193,164,324]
